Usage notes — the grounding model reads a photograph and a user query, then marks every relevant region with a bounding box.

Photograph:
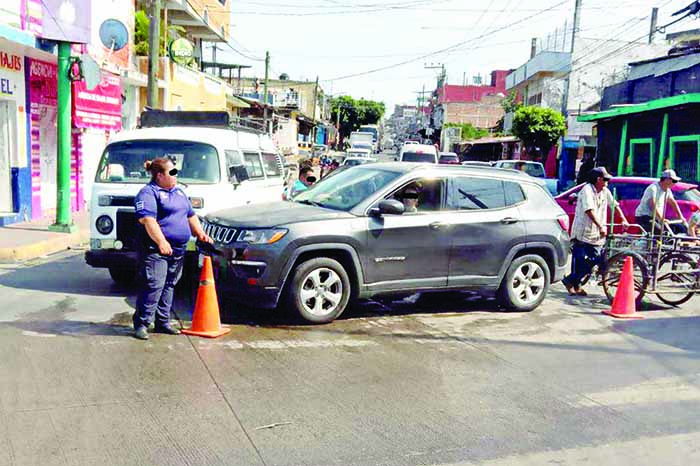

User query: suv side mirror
[371,199,405,216]
[568,193,578,205]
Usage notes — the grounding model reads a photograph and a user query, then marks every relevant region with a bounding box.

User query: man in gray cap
[634,169,687,235]
[563,167,629,296]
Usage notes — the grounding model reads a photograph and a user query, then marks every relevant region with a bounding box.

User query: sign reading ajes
[168,38,194,67]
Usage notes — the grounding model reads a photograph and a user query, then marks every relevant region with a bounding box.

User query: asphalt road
[1,250,699,466]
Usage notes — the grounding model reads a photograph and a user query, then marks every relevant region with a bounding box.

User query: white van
[398,144,439,163]
[85,112,285,283]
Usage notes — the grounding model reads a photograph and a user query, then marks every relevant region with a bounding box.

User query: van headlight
[98,195,112,206]
[238,229,287,244]
[96,215,114,235]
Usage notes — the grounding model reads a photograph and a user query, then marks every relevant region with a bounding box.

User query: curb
[0,230,90,263]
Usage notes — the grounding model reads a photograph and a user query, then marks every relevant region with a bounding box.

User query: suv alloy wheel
[287,257,351,323]
[498,255,550,311]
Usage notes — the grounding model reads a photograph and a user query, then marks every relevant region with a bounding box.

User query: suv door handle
[500,217,519,225]
[429,222,447,231]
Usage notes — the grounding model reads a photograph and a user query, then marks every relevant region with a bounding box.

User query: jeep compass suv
[202,163,570,324]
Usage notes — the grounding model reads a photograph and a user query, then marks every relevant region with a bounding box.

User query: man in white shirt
[634,169,687,235]
[563,167,629,296]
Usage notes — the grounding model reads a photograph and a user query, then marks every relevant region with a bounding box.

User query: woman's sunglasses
[168,168,178,176]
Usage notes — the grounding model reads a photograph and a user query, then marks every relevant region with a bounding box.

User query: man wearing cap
[563,167,629,296]
[635,169,687,236]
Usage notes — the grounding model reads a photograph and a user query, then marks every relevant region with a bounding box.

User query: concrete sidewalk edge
[0,230,90,263]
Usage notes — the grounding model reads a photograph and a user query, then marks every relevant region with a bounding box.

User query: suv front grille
[202,219,237,244]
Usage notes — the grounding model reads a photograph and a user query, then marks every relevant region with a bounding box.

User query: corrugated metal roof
[578,93,700,121]
[629,53,700,80]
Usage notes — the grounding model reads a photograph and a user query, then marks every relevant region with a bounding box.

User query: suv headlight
[238,229,288,244]
[96,215,114,235]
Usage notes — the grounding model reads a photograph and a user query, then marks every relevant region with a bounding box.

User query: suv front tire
[287,257,351,324]
[498,254,550,311]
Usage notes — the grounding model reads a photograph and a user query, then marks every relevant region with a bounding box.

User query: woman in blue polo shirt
[132,157,212,340]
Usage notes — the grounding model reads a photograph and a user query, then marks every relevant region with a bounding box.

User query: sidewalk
[0,213,89,263]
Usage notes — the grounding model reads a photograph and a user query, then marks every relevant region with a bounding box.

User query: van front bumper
[85,249,138,269]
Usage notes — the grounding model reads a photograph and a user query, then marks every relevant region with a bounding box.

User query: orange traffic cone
[602,256,644,319]
[182,256,232,338]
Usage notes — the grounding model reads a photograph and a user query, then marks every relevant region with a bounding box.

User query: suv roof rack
[139,109,231,128]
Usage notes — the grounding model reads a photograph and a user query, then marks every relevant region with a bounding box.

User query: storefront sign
[40,0,91,43]
[0,51,22,71]
[0,78,14,95]
[72,73,122,131]
[169,38,194,66]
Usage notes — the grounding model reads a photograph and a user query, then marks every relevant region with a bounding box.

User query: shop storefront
[0,40,28,224]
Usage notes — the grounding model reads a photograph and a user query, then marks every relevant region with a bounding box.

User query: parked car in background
[493,160,557,196]
[461,161,494,167]
[556,176,700,230]
[346,147,373,158]
[343,156,376,167]
[438,152,460,165]
[398,144,438,163]
[202,163,570,324]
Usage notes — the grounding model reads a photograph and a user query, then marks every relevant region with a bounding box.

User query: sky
[206,0,698,112]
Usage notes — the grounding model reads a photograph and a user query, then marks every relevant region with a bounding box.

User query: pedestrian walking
[635,169,687,236]
[132,157,212,340]
[562,167,629,296]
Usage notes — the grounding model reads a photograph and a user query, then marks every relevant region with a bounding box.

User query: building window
[527,93,542,106]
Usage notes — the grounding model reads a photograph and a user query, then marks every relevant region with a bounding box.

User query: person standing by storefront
[562,167,629,296]
[132,157,212,340]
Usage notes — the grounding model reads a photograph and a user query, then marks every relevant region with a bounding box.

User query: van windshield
[96,140,220,184]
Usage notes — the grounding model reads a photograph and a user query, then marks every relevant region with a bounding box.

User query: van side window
[243,152,265,179]
[261,152,282,178]
[225,150,244,181]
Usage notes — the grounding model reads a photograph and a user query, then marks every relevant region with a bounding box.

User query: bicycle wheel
[601,252,649,307]
[655,252,697,306]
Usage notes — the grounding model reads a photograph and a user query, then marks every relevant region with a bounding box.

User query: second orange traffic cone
[182,256,232,338]
[602,256,644,319]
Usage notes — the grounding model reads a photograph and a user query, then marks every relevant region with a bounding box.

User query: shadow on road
[612,315,700,353]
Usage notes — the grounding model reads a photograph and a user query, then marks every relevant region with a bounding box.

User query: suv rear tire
[497,255,550,312]
[287,257,351,324]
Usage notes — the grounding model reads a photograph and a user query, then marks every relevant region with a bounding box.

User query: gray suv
[202,163,570,324]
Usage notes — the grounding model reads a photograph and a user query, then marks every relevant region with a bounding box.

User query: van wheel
[497,255,550,311]
[109,267,136,286]
[287,258,351,324]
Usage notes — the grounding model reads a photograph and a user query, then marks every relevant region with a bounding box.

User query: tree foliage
[133,9,187,58]
[330,96,386,141]
[443,122,488,140]
[501,90,522,114]
[511,106,566,164]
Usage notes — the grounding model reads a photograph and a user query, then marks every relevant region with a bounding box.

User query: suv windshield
[500,162,545,178]
[402,152,436,163]
[294,167,401,211]
[96,140,220,184]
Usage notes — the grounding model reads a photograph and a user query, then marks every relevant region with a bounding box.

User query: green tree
[330,96,386,142]
[133,9,187,58]
[511,106,566,165]
[443,122,488,140]
[501,90,521,114]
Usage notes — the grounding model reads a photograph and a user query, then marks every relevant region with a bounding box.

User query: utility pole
[48,41,76,233]
[147,0,161,108]
[561,0,582,117]
[262,50,270,133]
[649,7,659,44]
[311,76,319,145]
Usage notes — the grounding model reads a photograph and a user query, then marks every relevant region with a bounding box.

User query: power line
[323,0,570,82]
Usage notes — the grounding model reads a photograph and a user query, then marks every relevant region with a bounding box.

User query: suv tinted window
[243,152,265,179]
[504,181,526,205]
[449,177,506,210]
[261,152,282,178]
[389,178,445,213]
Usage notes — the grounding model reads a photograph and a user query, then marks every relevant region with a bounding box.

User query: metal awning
[578,93,700,122]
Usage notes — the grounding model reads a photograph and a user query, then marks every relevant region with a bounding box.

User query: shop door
[0,101,13,212]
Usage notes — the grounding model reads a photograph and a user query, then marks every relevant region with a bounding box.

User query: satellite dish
[80,54,101,91]
[99,19,128,52]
